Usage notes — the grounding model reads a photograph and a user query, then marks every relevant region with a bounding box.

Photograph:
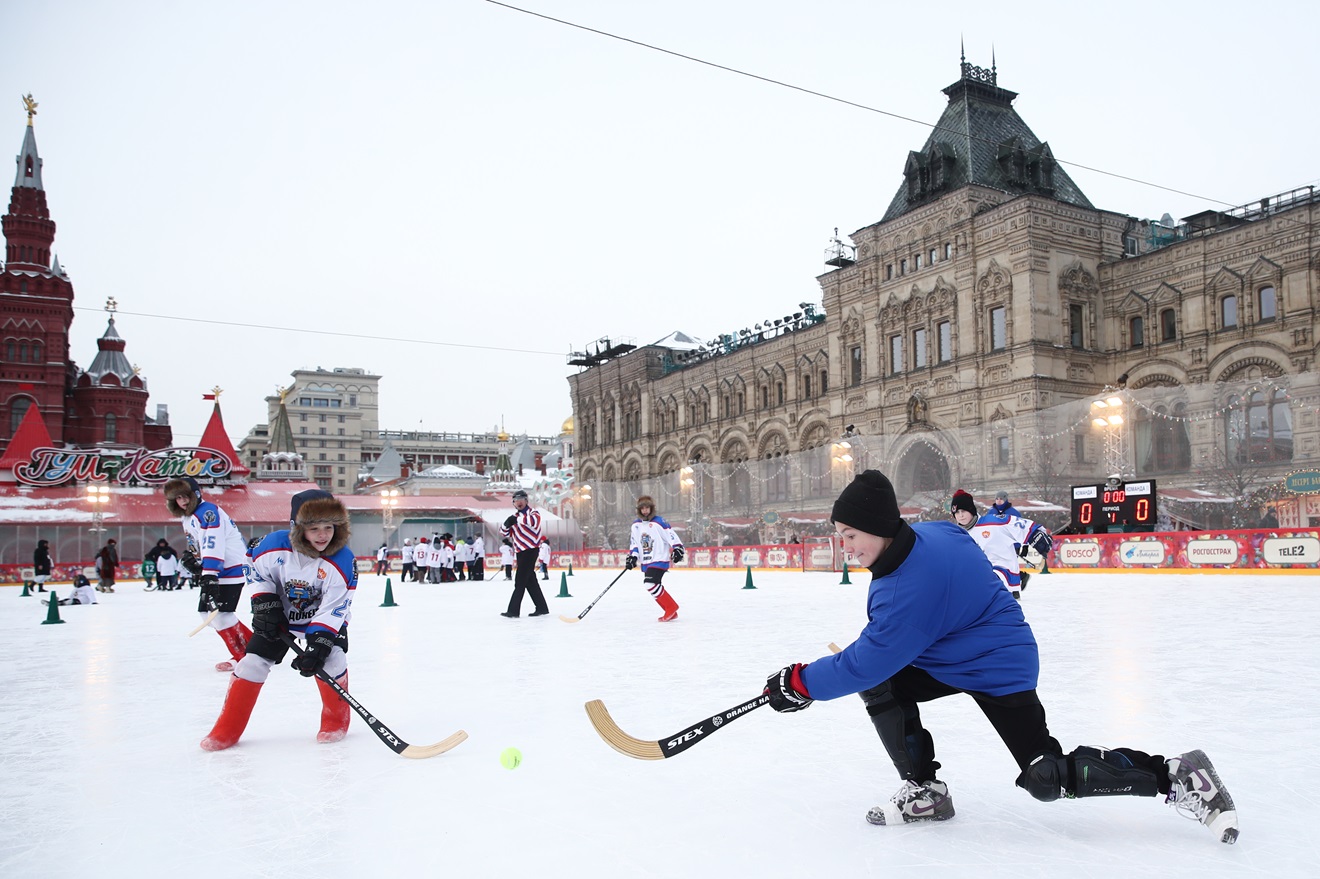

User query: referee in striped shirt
[500,490,551,618]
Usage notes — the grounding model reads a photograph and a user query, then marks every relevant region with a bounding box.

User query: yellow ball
[500,747,522,770]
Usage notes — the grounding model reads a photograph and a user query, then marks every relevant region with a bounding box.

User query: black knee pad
[245,632,290,663]
[1017,752,1065,802]
[1066,746,1159,798]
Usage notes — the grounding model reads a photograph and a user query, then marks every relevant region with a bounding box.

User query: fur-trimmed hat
[950,489,977,517]
[289,489,350,557]
[163,477,202,518]
[636,495,655,518]
[831,470,903,538]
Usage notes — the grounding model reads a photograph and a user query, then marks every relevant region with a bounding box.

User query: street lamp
[380,489,400,543]
[86,483,111,535]
[1090,393,1127,478]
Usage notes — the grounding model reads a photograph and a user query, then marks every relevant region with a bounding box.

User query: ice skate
[316,675,351,743]
[656,591,679,622]
[1167,750,1238,844]
[866,779,955,825]
[215,660,235,673]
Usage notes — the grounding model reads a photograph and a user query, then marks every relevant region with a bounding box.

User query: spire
[4,95,57,272]
[81,300,139,387]
[198,391,251,478]
[257,387,304,480]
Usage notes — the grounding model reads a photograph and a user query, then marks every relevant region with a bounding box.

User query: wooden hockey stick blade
[401,730,469,759]
[188,609,219,637]
[585,693,771,761]
[559,614,583,623]
[828,642,843,653]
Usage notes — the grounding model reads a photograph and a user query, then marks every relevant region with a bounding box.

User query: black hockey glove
[198,574,219,600]
[670,546,685,563]
[1029,529,1054,556]
[765,663,813,713]
[1017,543,1031,558]
[180,551,204,579]
[293,631,336,677]
[624,554,638,570]
[503,515,518,529]
[247,535,263,552]
[250,594,287,640]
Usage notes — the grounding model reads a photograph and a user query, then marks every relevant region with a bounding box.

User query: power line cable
[484,0,1237,207]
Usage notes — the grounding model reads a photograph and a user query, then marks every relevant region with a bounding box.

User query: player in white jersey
[625,495,684,622]
[200,489,358,751]
[951,489,1052,600]
[164,477,253,670]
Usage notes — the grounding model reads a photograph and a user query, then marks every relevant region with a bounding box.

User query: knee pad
[1017,752,1065,802]
[1066,746,1159,798]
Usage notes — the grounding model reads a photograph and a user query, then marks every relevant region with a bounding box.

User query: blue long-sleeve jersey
[801,521,1040,700]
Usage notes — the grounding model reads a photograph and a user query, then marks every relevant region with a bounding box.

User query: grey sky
[5,0,1316,448]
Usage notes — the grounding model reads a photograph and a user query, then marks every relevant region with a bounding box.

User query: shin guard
[655,590,679,622]
[864,685,938,782]
[200,676,262,751]
[316,674,352,744]
[217,623,248,661]
[1020,746,1160,800]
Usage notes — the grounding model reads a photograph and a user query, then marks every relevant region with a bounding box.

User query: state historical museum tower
[0,95,171,453]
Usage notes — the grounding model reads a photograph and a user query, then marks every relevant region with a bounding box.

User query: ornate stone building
[569,60,1319,539]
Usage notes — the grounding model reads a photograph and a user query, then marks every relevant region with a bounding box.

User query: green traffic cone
[42,591,66,625]
[1039,553,1051,575]
[556,571,572,598]
[743,565,756,589]
[379,578,398,607]
[840,562,852,585]
[567,560,574,577]
[20,581,33,597]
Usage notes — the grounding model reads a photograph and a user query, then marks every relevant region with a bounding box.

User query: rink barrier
[5,529,1317,583]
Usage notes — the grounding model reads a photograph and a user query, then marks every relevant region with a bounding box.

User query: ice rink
[2,567,1317,878]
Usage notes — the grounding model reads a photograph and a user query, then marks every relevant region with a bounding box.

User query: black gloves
[625,554,638,570]
[180,551,203,578]
[198,574,218,598]
[293,631,336,677]
[670,546,685,563]
[251,594,286,640]
[247,535,263,552]
[1029,529,1054,556]
[504,515,517,528]
[765,663,813,713]
[1017,543,1031,558]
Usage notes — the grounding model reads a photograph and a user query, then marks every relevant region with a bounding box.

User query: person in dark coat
[32,539,53,592]
[95,539,119,593]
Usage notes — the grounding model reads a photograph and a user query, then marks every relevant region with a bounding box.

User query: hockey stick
[559,566,629,623]
[279,633,467,759]
[188,609,219,637]
[586,642,847,760]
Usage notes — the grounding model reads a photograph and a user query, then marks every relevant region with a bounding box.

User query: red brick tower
[0,95,75,447]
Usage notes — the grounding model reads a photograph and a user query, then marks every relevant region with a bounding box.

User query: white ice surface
[3,571,1318,878]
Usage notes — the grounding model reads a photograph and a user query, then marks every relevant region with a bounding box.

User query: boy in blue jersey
[763,470,1239,845]
[200,489,358,751]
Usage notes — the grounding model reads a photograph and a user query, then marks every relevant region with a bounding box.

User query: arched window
[1258,286,1277,321]
[1221,295,1238,329]
[1136,403,1190,474]
[1160,308,1177,341]
[763,453,789,503]
[1225,390,1292,464]
[1129,316,1144,348]
[9,397,32,436]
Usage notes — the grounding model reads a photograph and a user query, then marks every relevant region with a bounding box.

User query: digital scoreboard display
[1070,479,1158,533]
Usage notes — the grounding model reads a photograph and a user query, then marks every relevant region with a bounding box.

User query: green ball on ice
[500,747,522,770]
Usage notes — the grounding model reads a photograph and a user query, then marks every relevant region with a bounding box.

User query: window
[1124,236,1138,256]
[944,242,952,260]
[1161,308,1177,342]
[1073,434,1085,463]
[820,369,828,393]
[348,395,357,407]
[889,335,903,374]
[105,413,117,443]
[804,445,831,498]
[886,264,894,281]
[319,414,326,422]
[1258,286,1276,321]
[900,258,908,275]
[1137,403,1192,473]
[776,382,784,406]
[937,321,951,362]
[1069,304,1085,348]
[337,414,345,423]
[929,247,937,265]
[764,456,789,503]
[850,346,862,386]
[996,436,1010,465]
[1129,316,1144,348]
[729,464,751,508]
[990,307,1006,351]
[299,413,306,421]
[802,375,811,399]
[761,386,769,408]
[1226,390,1292,464]
[914,253,923,270]
[913,327,928,369]
[1221,295,1238,328]
[9,396,31,436]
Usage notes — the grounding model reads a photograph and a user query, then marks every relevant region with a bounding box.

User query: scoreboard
[1070,479,1158,532]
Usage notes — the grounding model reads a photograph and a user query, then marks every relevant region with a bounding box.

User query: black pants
[506,548,548,615]
[197,582,244,614]
[471,558,484,580]
[402,562,414,581]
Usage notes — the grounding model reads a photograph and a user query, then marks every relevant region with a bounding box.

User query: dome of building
[561,414,574,434]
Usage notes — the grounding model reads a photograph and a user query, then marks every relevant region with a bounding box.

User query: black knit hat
[950,489,977,517]
[831,470,903,537]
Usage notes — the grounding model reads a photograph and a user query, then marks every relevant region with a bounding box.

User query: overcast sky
[5,1,1317,449]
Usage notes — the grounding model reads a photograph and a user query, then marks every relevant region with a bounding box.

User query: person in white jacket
[537,537,551,580]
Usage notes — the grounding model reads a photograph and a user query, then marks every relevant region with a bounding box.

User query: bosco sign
[1058,541,1101,566]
